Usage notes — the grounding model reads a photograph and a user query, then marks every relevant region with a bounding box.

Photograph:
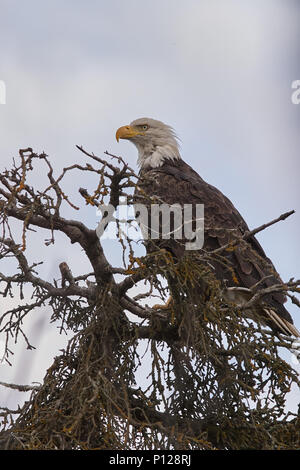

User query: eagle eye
[141,124,149,131]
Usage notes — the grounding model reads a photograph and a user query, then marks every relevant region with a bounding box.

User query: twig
[244,210,295,238]
[76,145,117,172]
[0,381,41,392]
[211,210,295,255]
[0,407,22,417]
[243,279,300,309]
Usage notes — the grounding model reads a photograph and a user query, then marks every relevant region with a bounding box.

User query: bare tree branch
[0,148,299,451]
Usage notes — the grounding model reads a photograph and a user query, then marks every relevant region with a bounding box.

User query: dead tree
[0,147,299,450]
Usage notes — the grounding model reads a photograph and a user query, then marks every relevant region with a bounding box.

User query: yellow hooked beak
[116,125,143,142]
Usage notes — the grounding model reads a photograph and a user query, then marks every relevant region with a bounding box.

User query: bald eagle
[116,118,299,337]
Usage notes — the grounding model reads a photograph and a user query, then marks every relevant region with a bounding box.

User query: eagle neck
[138,144,181,170]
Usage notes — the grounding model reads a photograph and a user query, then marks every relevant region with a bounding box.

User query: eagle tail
[224,287,300,337]
[263,308,300,338]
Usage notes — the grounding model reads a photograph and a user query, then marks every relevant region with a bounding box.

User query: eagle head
[116,117,181,169]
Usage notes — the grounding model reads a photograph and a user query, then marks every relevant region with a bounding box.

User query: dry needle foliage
[0,148,299,450]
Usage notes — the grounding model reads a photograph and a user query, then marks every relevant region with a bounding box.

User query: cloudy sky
[0,0,300,411]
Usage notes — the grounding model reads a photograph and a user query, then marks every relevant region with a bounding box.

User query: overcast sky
[0,0,299,412]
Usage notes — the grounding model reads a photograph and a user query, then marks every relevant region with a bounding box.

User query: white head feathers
[116,118,181,169]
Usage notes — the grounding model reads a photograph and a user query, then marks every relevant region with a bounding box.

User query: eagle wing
[135,159,299,336]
